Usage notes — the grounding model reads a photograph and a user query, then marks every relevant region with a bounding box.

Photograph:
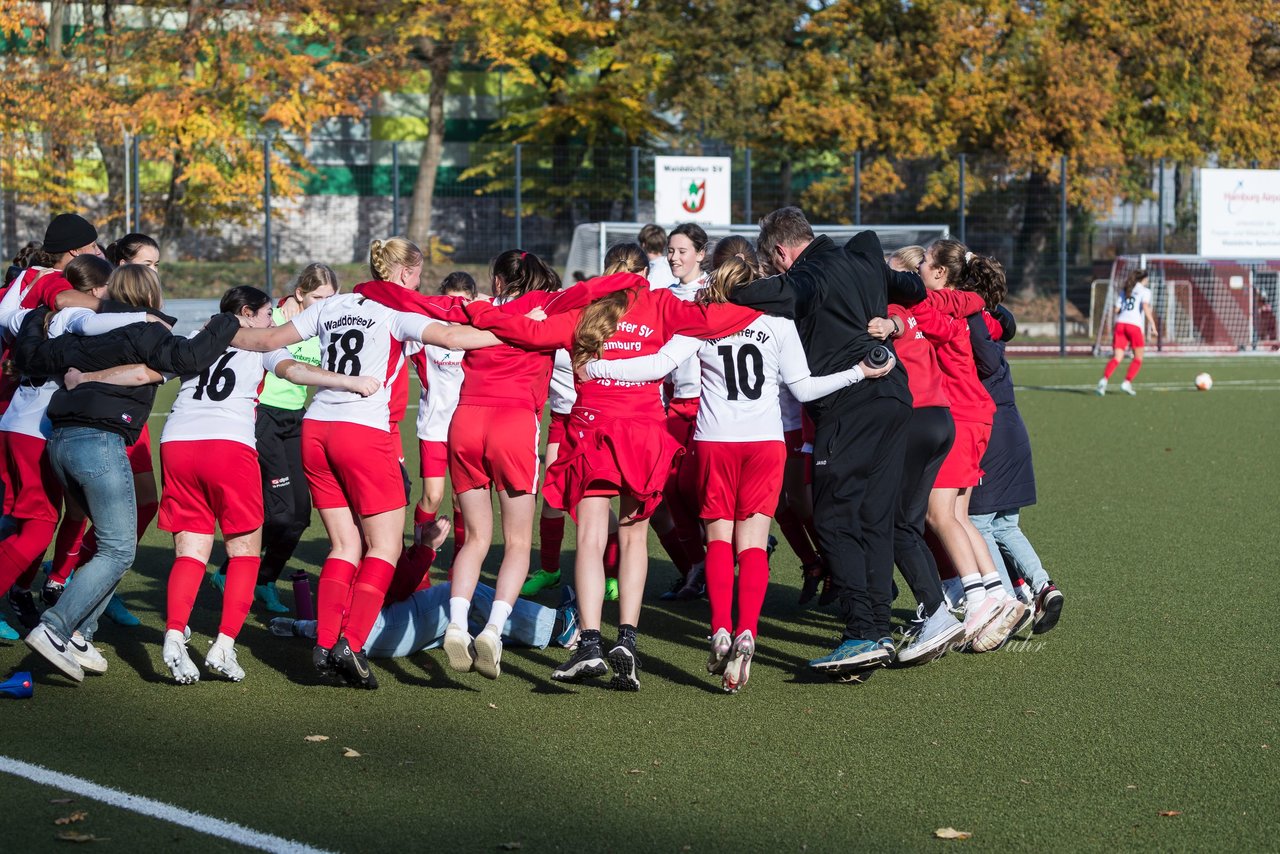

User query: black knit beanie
[42,213,98,256]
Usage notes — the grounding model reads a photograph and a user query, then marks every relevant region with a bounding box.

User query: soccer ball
[1194,372,1213,391]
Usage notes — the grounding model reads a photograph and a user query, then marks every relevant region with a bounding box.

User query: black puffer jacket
[726,231,926,415]
[13,307,240,442]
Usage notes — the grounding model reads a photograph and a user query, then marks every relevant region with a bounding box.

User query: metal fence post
[1059,154,1068,358]
[514,143,523,248]
[958,153,967,244]
[123,131,131,234]
[0,134,6,258]
[131,136,141,231]
[264,137,273,298]
[853,151,862,226]
[1157,158,1165,255]
[631,146,640,221]
[744,148,753,224]
[391,141,401,237]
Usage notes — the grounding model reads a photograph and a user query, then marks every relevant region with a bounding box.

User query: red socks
[48,515,87,584]
[384,547,435,606]
[166,556,207,632]
[0,519,58,592]
[316,558,357,649]
[735,548,770,637]
[1103,358,1120,380]
[539,514,565,573]
[136,502,159,540]
[704,540,735,634]
[776,505,820,565]
[604,531,620,580]
[1125,358,1142,382]
[451,506,465,564]
[413,507,435,545]
[344,556,397,653]
[219,556,259,639]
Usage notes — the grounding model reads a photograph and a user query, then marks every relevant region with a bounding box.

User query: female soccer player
[1097,268,1158,395]
[234,238,501,690]
[585,237,889,692]
[156,286,379,684]
[462,251,761,690]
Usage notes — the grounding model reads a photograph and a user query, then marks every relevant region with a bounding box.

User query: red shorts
[1113,322,1144,351]
[127,423,154,475]
[418,439,448,479]
[546,410,571,447]
[159,440,262,535]
[0,431,61,524]
[783,428,805,459]
[934,419,990,489]
[692,439,786,521]
[665,397,699,447]
[447,404,540,494]
[302,420,406,516]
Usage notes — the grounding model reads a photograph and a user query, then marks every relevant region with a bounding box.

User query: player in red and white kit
[155,286,381,685]
[235,238,501,689]
[1097,268,1158,396]
[464,247,764,690]
[587,237,890,691]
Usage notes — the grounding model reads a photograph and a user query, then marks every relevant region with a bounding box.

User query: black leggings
[254,404,311,584]
[893,406,954,613]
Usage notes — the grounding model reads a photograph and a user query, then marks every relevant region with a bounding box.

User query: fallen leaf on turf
[1126,785,1138,790]
[1018,779,1032,785]
[343,748,361,758]
[55,831,106,843]
[652,760,661,767]
[498,843,522,850]
[54,812,87,825]
[488,703,498,709]
[934,827,973,840]
[1023,709,1038,717]
[625,769,644,775]
[1159,811,1182,817]
[304,735,329,742]
[49,798,74,805]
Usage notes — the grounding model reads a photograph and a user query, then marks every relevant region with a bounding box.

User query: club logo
[682,179,707,214]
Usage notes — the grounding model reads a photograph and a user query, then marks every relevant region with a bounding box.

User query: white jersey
[161,342,291,447]
[0,307,147,440]
[1115,283,1151,328]
[415,343,465,442]
[667,275,707,399]
[779,385,802,432]
[647,256,674,290]
[547,349,576,415]
[290,293,436,432]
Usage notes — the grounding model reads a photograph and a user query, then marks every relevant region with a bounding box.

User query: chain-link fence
[0,134,1262,349]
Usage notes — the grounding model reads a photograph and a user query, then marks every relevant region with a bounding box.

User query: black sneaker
[332,638,378,690]
[1033,582,1063,635]
[41,580,65,607]
[766,534,778,559]
[312,644,336,677]
[606,638,641,691]
[551,639,608,682]
[675,564,706,601]
[798,563,823,605]
[657,574,685,601]
[7,587,41,630]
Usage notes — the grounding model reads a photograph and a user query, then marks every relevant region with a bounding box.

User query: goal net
[1092,255,1280,353]
[564,222,951,280]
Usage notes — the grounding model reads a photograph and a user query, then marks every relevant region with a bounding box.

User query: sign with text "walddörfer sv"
[654,156,732,226]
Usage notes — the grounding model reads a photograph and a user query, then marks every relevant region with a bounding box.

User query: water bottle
[291,571,315,621]
[865,344,892,370]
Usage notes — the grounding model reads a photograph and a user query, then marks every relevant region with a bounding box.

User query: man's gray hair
[757,206,815,261]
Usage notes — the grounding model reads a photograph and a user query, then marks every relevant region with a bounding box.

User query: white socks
[961,573,986,606]
[485,600,513,635]
[449,597,470,629]
[980,572,1009,601]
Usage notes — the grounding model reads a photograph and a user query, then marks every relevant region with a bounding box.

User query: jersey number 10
[718,344,765,401]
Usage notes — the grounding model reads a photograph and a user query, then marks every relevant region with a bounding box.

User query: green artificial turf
[1,357,1277,852]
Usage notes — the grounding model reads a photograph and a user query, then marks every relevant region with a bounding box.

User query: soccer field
[2,356,1277,852]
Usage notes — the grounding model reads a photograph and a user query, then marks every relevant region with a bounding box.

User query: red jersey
[887,304,948,409]
[457,289,560,412]
[916,291,994,424]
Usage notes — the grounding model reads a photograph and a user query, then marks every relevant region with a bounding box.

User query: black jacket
[727,231,926,415]
[969,307,1036,513]
[13,308,240,442]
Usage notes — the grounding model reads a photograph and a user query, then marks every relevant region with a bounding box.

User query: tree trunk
[407,39,452,252]
[96,136,127,237]
[1012,171,1055,299]
[780,158,793,208]
[160,150,187,260]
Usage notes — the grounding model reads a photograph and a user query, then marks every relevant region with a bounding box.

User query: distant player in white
[235,239,500,689]
[586,236,894,691]
[639,223,673,290]
[1098,268,1158,396]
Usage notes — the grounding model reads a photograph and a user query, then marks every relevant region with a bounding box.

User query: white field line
[1017,378,1280,393]
[0,756,335,854]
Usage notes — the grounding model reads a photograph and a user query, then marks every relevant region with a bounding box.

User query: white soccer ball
[1194,372,1213,391]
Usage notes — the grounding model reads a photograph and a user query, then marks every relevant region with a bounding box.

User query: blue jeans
[41,427,137,641]
[970,510,1050,594]
[365,582,554,658]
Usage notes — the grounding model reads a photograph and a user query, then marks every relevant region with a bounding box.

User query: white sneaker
[472,627,502,680]
[1096,378,1107,396]
[442,623,475,673]
[1121,380,1136,396]
[68,634,108,675]
[706,628,732,675]
[163,629,200,684]
[25,623,84,682]
[973,598,1026,652]
[205,640,245,682]
[961,597,1003,643]
[898,604,967,664]
[722,630,755,693]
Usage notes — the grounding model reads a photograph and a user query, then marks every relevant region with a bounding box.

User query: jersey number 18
[326,330,364,376]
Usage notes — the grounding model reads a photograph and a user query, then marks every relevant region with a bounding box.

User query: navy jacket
[969,306,1036,513]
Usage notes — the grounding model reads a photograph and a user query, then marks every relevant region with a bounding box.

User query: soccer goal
[563,222,951,280]
[1091,255,1280,354]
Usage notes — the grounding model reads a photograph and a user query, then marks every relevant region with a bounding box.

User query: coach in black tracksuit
[727,208,926,671]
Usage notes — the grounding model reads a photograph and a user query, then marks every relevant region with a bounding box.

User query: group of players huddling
[1,207,1063,692]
